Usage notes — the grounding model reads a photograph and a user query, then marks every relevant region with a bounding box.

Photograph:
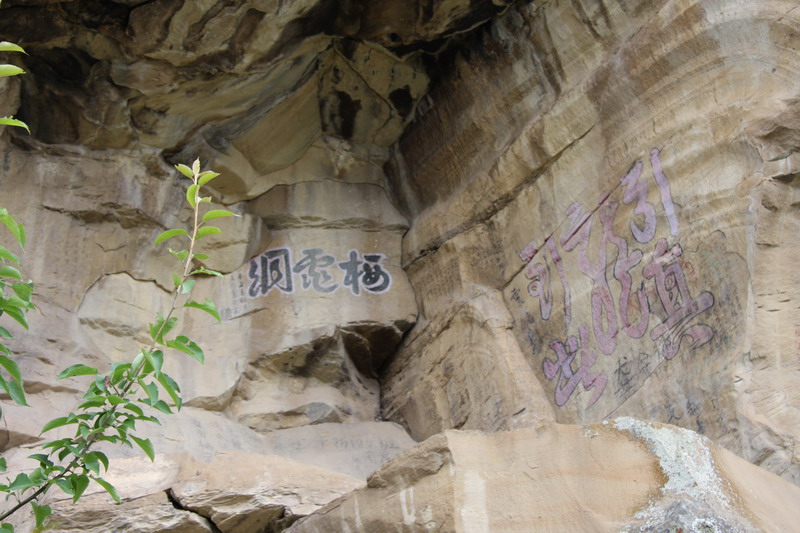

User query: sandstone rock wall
[383,0,800,486]
[0,0,797,531]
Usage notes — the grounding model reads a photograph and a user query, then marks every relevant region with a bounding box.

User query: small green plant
[0,207,33,413]
[0,160,234,532]
[0,27,29,133]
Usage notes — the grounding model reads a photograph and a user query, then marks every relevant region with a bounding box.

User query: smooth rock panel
[289,420,800,532]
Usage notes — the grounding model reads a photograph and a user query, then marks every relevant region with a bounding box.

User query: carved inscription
[247,248,392,298]
[518,148,715,407]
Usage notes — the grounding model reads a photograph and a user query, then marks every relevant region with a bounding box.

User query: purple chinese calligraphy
[543,325,607,407]
[642,238,714,360]
[517,148,715,408]
[247,247,393,298]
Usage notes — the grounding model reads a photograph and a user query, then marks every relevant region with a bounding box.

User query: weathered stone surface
[289,420,800,532]
[1,417,415,532]
[248,180,408,232]
[382,0,800,485]
[169,452,364,533]
[318,40,428,146]
[0,0,798,530]
[334,0,515,49]
[257,422,418,480]
[382,292,553,441]
[47,492,215,533]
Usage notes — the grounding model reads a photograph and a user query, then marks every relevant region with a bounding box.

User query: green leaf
[160,314,177,341]
[201,209,236,223]
[0,305,27,329]
[192,253,208,260]
[172,273,182,287]
[117,416,135,435]
[89,451,110,472]
[186,184,198,208]
[170,249,189,261]
[71,474,90,503]
[0,265,21,280]
[189,267,223,277]
[31,502,51,530]
[0,523,13,533]
[179,279,195,294]
[0,354,21,382]
[156,372,182,410]
[83,455,101,476]
[0,210,24,248]
[94,374,108,392]
[27,467,45,485]
[198,171,220,186]
[166,336,204,364]
[149,349,164,375]
[0,246,19,264]
[150,400,172,414]
[0,457,6,472]
[7,472,33,491]
[78,397,105,409]
[0,42,25,54]
[27,454,52,467]
[0,65,24,77]
[110,362,132,385]
[54,478,73,496]
[40,416,77,434]
[78,396,106,409]
[57,364,99,380]
[123,402,144,417]
[175,163,193,178]
[0,327,10,339]
[41,437,71,451]
[184,298,220,321]
[143,381,159,404]
[154,228,189,245]
[0,117,29,133]
[131,351,145,373]
[195,226,221,239]
[7,379,26,406]
[107,394,125,406]
[11,282,32,302]
[191,159,200,175]
[92,476,121,503]
[131,435,155,462]
[149,315,178,345]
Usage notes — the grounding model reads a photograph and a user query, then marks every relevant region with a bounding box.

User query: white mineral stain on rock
[612,417,757,533]
[613,417,729,504]
[460,470,489,533]
[399,487,416,526]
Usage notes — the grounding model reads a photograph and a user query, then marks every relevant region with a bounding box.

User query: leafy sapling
[0,160,235,532]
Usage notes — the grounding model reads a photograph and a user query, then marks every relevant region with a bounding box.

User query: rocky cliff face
[0,0,799,531]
